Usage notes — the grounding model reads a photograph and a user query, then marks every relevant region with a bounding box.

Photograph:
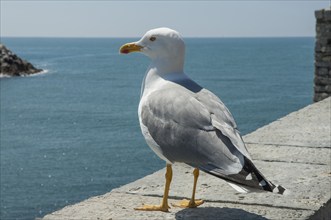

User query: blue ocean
[0,37,314,220]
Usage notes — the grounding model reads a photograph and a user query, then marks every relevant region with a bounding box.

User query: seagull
[119,27,286,212]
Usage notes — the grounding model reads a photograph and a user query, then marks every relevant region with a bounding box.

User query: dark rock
[0,44,43,77]
[314,85,331,93]
[315,10,324,19]
[314,92,330,102]
[315,67,329,76]
[324,9,331,21]
[315,61,331,68]
[314,76,331,85]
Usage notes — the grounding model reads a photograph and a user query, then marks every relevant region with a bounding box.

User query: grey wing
[194,88,283,194]
[140,84,245,174]
[141,82,283,194]
[196,89,251,159]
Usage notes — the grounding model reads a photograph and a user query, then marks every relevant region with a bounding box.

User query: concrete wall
[314,8,331,102]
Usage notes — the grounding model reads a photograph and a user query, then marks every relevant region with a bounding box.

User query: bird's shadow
[175,207,268,220]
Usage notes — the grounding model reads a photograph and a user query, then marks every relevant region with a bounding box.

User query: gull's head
[119,27,185,62]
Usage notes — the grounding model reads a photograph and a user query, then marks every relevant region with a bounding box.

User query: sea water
[0,37,314,220]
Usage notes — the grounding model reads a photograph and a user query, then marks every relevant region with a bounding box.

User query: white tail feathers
[227,182,250,193]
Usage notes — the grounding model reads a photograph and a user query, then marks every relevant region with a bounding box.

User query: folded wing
[140,80,286,194]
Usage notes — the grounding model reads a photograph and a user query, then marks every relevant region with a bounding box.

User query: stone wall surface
[315,8,331,102]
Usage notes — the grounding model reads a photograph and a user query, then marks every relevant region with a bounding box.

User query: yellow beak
[119,42,143,54]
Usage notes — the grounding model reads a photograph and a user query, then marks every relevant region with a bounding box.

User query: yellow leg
[172,168,204,208]
[135,164,172,212]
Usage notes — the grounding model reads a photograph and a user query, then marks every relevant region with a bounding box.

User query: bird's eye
[149,36,156,42]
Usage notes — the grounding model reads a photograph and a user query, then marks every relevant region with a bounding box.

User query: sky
[0,0,330,38]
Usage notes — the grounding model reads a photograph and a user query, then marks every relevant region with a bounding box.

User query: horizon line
[1,35,315,39]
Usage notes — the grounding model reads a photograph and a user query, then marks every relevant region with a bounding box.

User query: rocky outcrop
[0,44,43,77]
